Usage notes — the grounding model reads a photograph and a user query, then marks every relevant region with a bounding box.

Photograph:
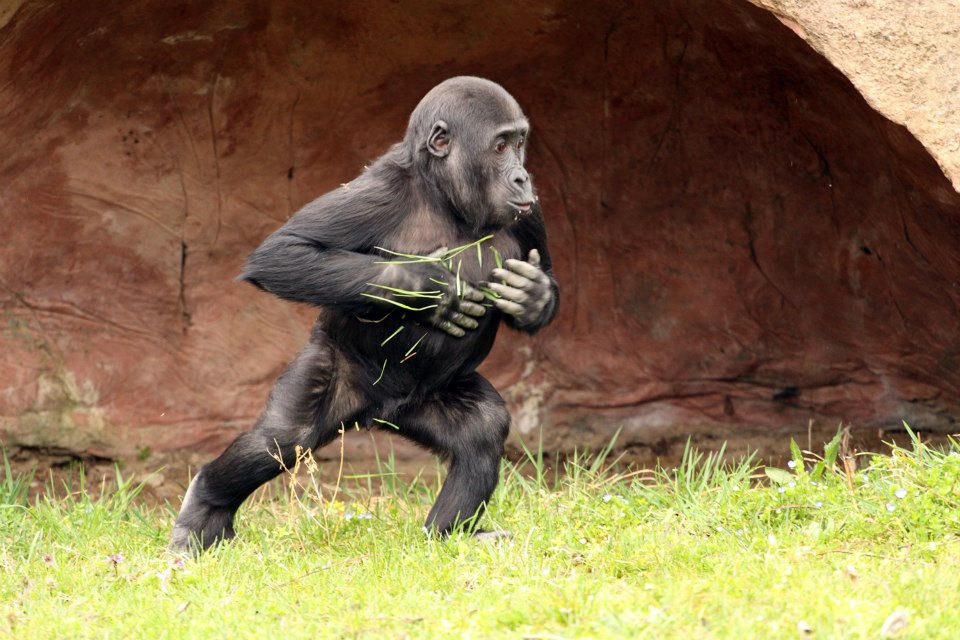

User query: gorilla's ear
[427,121,450,158]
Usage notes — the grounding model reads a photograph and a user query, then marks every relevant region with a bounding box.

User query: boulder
[1,0,958,464]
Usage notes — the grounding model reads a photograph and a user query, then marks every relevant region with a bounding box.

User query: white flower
[602,494,612,503]
[886,503,896,512]
[895,488,907,499]
[787,460,796,469]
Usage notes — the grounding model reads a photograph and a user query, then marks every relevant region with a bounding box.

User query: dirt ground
[4,430,438,507]
[4,422,951,511]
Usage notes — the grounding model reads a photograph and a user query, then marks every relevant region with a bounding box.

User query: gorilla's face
[484,122,536,227]
[438,116,536,231]
[414,78,537,231]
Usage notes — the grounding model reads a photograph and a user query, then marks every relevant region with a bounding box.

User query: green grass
[3,428,960,638]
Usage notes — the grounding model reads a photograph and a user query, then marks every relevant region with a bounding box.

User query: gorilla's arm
[240,185,398,310]
[242,239,380,310]
[488,205,559,333]
[239,164,486,335]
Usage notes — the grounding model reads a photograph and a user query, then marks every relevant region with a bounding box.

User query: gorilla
[170,76,559,553]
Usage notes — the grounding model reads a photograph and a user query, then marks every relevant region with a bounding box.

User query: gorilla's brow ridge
[492,119,530,140]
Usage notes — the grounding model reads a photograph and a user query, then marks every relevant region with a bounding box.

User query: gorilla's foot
[169,509,236,555]
[473,529,512,542]
[168,474,237,555]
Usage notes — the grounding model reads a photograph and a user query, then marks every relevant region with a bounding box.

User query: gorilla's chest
[381,211,522,285]
[444,233,522,285]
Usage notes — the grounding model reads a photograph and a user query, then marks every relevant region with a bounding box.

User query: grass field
[2,428,960,639]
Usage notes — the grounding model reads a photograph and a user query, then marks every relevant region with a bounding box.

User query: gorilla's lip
[510,201,533,211]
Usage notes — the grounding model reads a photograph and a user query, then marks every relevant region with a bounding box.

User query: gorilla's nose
[511,167,529,186]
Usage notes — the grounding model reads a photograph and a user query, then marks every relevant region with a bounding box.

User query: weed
[2,430,960,638]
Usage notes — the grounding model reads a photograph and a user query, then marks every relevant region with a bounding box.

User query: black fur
[170,77,559,553]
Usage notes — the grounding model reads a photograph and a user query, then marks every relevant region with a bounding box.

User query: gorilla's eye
[517,136,525,149]
[495,140,508,154]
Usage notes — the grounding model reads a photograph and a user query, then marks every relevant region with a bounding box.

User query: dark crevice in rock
[742,202,799,311]
[178,240,191,331]
[6,444,114,468]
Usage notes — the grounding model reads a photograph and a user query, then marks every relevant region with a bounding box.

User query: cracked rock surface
[1,0,958,463]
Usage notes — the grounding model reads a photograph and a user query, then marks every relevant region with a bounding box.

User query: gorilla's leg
[170,336,363,553]
[395,372,510,535]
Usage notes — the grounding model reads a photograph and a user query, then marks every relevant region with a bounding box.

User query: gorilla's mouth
[510,201,533,212]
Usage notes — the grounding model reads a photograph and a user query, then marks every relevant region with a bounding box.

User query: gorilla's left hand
[486,249,555,328]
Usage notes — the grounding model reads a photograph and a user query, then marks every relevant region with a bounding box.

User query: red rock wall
[2,0,959,460]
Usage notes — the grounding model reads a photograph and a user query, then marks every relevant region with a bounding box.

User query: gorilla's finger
[485,282,516,298]
[493,297,524,317]
[491,268,533,290]
[447,312,479,330]
[488,282,529,304]
[438,320,465,337]
[461,285,485,303]
[527,249,541,268]
[502,258,543,281]
[457,300,486,318]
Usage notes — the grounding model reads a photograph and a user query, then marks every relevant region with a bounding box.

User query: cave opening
[1,0,958,470]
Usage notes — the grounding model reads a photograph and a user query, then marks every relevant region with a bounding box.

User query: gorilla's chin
[483,209,523,231]
[459,206,515,232]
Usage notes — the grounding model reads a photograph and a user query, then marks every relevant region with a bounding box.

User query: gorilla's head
[405,76,536,231]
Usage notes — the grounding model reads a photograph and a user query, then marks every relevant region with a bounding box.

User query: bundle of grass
[360,236,505,385]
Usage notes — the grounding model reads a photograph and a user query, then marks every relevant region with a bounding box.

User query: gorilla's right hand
[373,249,487,338]
[427,279,486,338]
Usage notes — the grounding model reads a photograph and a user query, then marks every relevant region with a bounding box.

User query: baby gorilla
[170,76,559,553]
